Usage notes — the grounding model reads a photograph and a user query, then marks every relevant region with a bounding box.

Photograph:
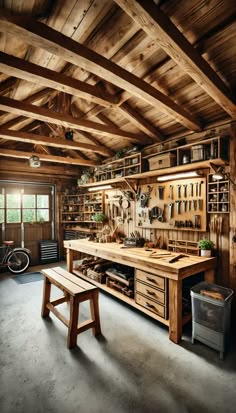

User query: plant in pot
[91,213,107,223]
[198,238,214,257]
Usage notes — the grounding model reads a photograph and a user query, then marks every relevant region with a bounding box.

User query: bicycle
[0,241,31,274]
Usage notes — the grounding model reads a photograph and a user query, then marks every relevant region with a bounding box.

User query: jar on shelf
[210,203,217,212]
[221,204,228,212]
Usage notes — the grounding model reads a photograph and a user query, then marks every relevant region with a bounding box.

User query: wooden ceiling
[0,0,235,173]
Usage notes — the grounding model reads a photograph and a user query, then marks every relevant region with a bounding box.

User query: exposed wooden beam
[0,159,80,178]
[0,77,17,95]
[0,148,98,166]
[0,96,150,144]
[0,52,119,108]
[0,128,111,156]
[118,102,163,142]
[114,0,236,118]
[0,12,202,131]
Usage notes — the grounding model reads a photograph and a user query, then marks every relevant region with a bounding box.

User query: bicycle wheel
[7,251,30,274]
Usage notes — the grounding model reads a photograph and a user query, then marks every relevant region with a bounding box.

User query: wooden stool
[41,267,101,349]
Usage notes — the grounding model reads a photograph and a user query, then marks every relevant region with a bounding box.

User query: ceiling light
[157,171,201,182]
[88,185,112,191]
[29,155,41,168]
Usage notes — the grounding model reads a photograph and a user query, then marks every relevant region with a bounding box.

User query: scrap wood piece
[200,289,224,300]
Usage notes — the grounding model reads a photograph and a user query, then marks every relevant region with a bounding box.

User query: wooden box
[148,153,176,170]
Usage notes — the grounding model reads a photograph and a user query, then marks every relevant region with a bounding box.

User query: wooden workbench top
[64,240,217,281]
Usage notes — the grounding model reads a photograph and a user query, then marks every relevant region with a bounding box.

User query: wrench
[182,200,187,212]
[193,200,197,210]
[188,200,192,211]
[195,182,199,197]
[183,184,188,198]
[190,183,193,197]
[158,186,165,200]
[169,185,174,199]
[199,180,204,197]
[168,203,173,220]
[177,184,182,198]
[175,200,181,214]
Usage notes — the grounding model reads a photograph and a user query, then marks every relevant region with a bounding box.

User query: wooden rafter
[0,52,119,108]
[0,96,151,144]
[114,0,236,118]
[0,148,98,166]
[0,128,112,156]
[0,12,202,131]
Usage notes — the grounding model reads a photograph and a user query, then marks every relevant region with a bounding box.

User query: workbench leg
[66,248,73,273]
[204,269,215,283]
[169,279,182,344]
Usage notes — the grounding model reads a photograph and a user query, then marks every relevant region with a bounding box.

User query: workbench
[64,240,217,343]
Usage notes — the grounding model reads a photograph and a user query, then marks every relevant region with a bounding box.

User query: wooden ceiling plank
[113,0,236,118]
[0,51,119,108]
[0,148,98,166]
[0,96,151,144]
[0,128,112,156]
[0,77,17,95]
[0,13,202,131]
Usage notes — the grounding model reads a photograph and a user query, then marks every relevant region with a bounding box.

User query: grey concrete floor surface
[0,263,236,413]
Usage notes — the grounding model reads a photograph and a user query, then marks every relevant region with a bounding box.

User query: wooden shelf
[73,269,169,326]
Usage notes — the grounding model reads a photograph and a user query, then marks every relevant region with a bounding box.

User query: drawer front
[136,269,165,291]
[135,293,165,318]
[136,280,165,304]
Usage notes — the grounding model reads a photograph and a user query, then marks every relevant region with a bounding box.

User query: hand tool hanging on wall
[157,207,165,222]
[149,206,159,224]
[182,200,187,212]
[140,185,153,208]
[199,180,204,197]
[190,183,194,197]
[168,203,173,220]
[158,186,165,200]
[169,185,174,199]
[195,182,199,197]
[175,200,181,214]
[177,184,182,198]
[183,184,188,198]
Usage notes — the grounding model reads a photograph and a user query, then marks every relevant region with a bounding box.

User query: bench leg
[90,290,101,336]
[67,296,79,349]
[41,277,51,318]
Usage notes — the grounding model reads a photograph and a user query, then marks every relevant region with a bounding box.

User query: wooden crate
[148,153,176,170]
[86,268,107,283]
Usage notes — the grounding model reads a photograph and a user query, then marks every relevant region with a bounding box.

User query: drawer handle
[146,277,157,284]
[145,302,158,312]
[146,289,155,296]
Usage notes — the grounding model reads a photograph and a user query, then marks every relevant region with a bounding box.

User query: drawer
[136,269,165,291]
[135,293,165,318]
[136,280,165,304]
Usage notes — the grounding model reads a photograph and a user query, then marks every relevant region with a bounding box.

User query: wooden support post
[90,290,101,336]
[169,279,182,343]
[66,248,73,273]
[41,277,51,317]
[67,295,79,349]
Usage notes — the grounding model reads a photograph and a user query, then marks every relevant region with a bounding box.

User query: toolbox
[124,237,145,247]
[148,153,176,170]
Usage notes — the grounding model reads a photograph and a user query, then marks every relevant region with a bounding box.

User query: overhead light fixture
[157,171,201,182]
[88,185,112,191]
[29,155,41,168]
[210,162,225,180]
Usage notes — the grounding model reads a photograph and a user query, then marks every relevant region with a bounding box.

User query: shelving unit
[60,191,105,239]
[168,239,200,256]
[207,174,230,213]
[94,152,144,182]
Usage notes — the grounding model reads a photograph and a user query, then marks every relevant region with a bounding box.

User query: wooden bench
[41,267,101,349]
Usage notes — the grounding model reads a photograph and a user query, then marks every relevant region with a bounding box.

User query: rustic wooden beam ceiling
[0,12,202,131]
[113,0,236,118]
[0,52,119,109]
[0,148,98,166]
[0,96,151,144]
[0,129,111,156]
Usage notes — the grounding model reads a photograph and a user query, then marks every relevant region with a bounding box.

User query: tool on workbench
[166,254,188,263]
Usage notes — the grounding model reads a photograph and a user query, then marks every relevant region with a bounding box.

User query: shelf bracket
[124,178,139,195]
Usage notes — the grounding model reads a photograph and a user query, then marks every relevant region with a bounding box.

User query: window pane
[0,210,4,223]
[0,194,4,208]
[23,194,35,208]
[23,209,35,223]
[37,209,49,222]
[37,195,49,208]
[7,209,21,223]
[7,194,21,208]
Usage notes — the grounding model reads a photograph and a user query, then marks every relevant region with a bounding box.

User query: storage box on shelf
[168,239,200,256]
[207,174,230,213]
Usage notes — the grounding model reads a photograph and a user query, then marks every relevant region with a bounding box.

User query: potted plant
[198,238,214,257]
[91,213,107,223]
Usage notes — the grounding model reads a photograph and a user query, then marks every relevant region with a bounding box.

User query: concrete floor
[0,263,236,413]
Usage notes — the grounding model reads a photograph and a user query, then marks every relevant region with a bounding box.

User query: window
[0,194,4,223]
[2,192,50,224]
[6,193,21,223]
